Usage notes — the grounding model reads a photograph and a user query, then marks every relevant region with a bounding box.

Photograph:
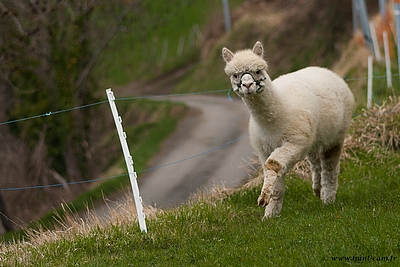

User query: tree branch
[0,1,27,36]
[74,5,137,88]
[0,69,37,94]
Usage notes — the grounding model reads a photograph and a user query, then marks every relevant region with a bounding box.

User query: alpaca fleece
[222,42,355,218]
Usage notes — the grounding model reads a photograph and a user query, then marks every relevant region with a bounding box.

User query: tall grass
[2,99,400,265]
[1,146,399,266]
[3,2,400,265]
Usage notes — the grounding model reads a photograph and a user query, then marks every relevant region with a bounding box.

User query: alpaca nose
[243,82,253,89]
[241,74,255,91]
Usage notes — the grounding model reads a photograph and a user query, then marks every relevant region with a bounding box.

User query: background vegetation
[1,0,400,265]
[0,0,243,235]
[2,115,400,265]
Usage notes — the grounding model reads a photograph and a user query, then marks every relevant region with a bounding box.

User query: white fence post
[352,0,359,35]
[379,0,387,19]
[106,88,147,233]
[367,56,373,109]
[353,0,374,51]
[222,0,231,32]
[395,2,400,82]
[161,39,169,65]
[369,21,382,62]
[383,31,393,89]
[177,36,185,56]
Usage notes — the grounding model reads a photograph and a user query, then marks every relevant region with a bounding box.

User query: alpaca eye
[256,70,261,75]
[233,74,238,79]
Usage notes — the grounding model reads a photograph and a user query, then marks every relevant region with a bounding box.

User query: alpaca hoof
[257,194,269,207]
[321,189,336,204]
[313,188,321,198]
[263,203,282,219]
[322,195,336,204]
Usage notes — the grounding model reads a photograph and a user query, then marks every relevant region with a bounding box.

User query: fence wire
[0,74,396,127]
[0,89,229,127]
[0,133,249,191]
[0,73,398,191]
[0,88,239,191]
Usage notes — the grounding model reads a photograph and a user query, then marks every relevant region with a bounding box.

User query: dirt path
[88,94,255,220]
[86,66,255,220]
[138,94,253,208]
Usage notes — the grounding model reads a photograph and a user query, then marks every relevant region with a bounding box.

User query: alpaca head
[222,41,269,97]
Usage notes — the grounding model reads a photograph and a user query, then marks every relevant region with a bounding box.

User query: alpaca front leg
[258,158,286,218]
[257,170,277,207]
[257,169,285,218]
[258,144,305,218]
[264,175,285,218]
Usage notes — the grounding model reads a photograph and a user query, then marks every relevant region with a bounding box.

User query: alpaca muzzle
[241,73,256,94]
[236,72,265,95]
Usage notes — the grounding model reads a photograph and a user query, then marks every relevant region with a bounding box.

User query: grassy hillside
[95,0,244,86]
[174,1,353,95]
[173,0,400,109]
[2,0,400,265]
[2,132,400,265]
[2,94,400,265]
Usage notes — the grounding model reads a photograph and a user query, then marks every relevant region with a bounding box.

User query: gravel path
[138,94,253,208]
[87,94,255,220]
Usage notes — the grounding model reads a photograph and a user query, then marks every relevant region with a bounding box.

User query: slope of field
[2,132,400,266]
[174,0,354,95]
[3,1,400,266]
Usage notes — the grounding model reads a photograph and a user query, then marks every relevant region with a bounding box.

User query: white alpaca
[222,42,355,218]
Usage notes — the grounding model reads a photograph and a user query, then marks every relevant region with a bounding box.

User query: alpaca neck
[241,77,283,124]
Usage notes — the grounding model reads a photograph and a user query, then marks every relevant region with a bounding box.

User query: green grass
[95,0,244,86]
[344,57,400,109]
[4,2,400,265]
[2,148,400,266]
[368,60,400,106]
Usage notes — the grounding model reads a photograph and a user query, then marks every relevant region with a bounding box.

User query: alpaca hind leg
[307,152,322,198]
[320,143,343,204]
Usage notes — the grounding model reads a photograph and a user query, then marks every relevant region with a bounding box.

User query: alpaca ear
[252,41,263,57]
[222,47,234,63]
